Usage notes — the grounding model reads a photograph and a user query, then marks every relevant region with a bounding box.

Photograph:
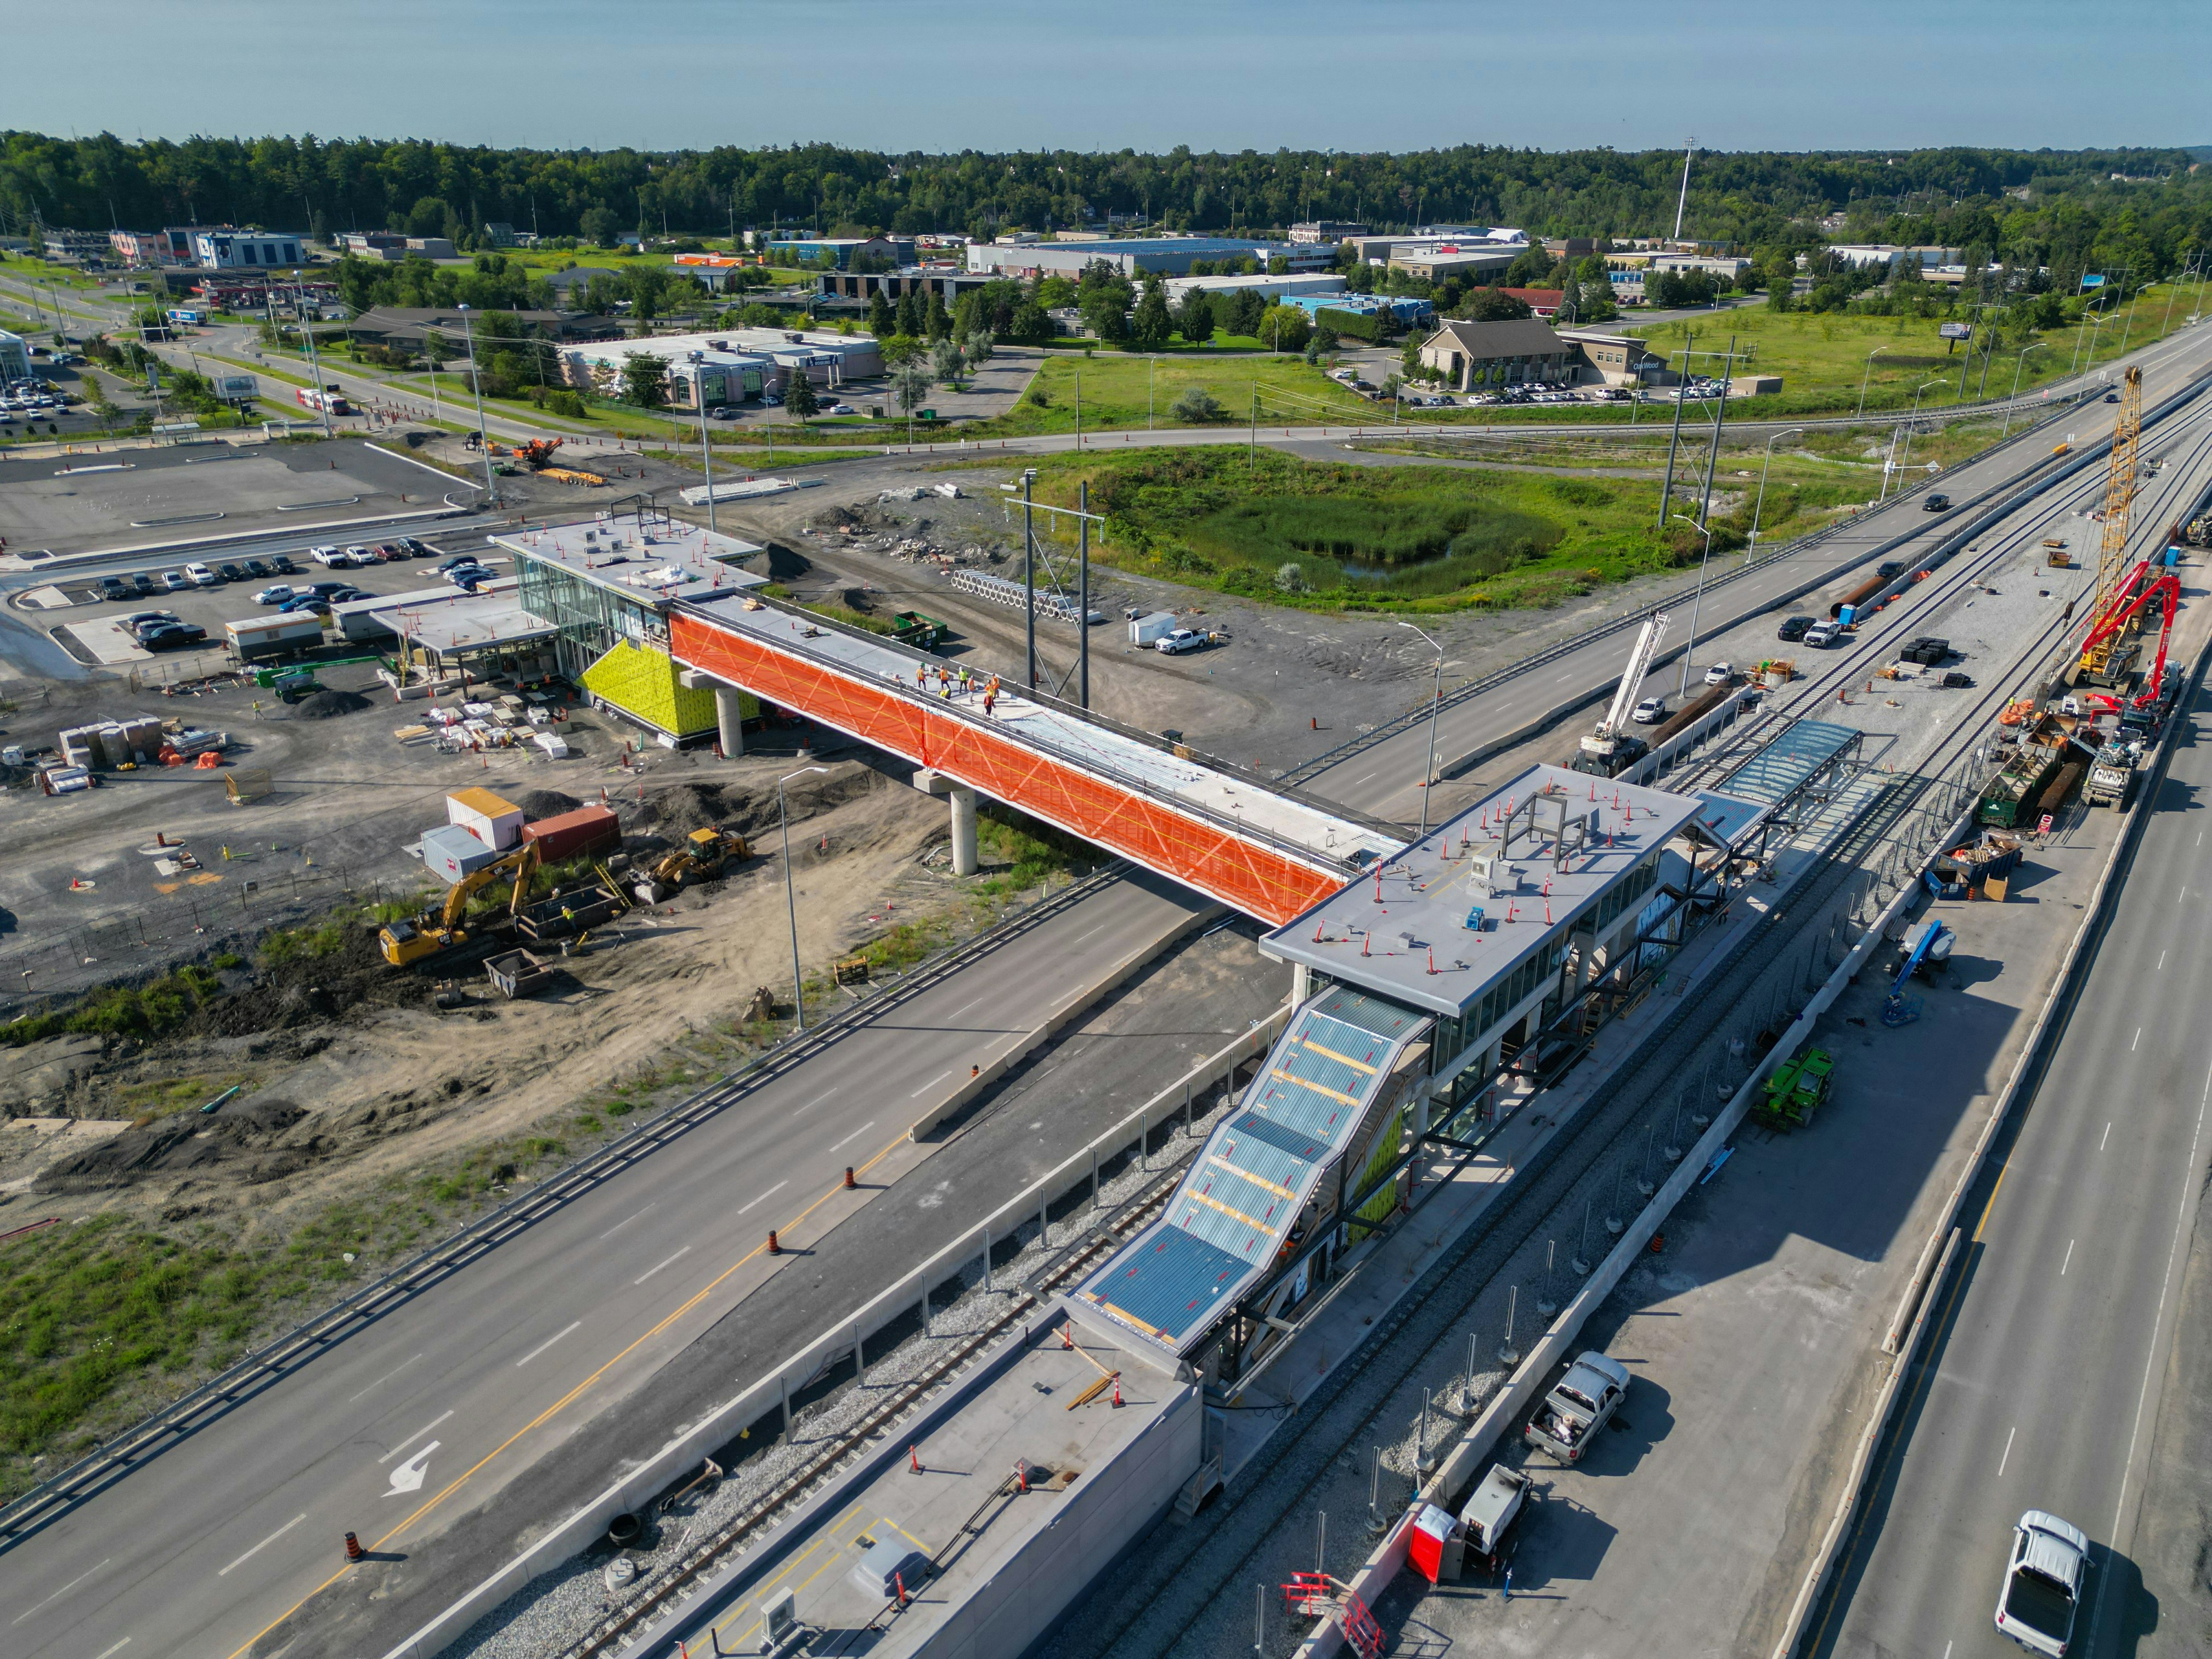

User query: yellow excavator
[380,842,539,968]
[631,827,748,902]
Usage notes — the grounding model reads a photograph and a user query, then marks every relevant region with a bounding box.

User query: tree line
[3,131,2205,275]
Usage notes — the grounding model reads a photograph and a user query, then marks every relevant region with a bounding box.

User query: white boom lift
[1574,611,1671,777]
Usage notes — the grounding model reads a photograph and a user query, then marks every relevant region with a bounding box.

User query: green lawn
[965,352,1379,439]
[1622,280,2202,414]
[1014,444,1867,613]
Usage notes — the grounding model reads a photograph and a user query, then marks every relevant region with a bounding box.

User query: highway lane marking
[224,1124,1019,1656]
[346,1353,422,1403]
[909,1069,954,1097]
[2158,950,2166,972]
[218,1514,306,1577]
[827,1122,877,1154]
[92,1641,129,1659]
[737,1181,791,1215]
[1973,1164,2009,1243]
[1998,1424,2017,1479]
[1071,921,1111,946]
[2062,1239,2075,1276]
[515,1322,583,1368]
[598,1202,656,1240]
[2102,1121,2113,1150]
[2086,1047,2212,1647]
[634,1245,692,1285]
[9,1557,109,1624]
[2134,1026,2142,1051]
[378,1410,453,1464]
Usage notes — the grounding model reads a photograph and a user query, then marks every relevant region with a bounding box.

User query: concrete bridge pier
[915,769,979,876]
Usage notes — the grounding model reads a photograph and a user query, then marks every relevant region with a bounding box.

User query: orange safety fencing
[670,612,1346,925]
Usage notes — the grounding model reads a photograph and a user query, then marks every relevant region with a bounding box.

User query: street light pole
[296,295,333,439]
[1396,620,1446,837]
[2001,343,2047,437]
[1896,379,1944,481]
[695,371,719,535]
[779,765,830,1031]
[1747,427,1804,558]
[1857,346,1891,419]
[1669,513,1716,698]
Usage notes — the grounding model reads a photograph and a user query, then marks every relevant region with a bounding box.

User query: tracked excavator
[380,842,539,967]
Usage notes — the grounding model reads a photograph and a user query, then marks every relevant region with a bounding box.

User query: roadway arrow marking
[387,1442,439,1496]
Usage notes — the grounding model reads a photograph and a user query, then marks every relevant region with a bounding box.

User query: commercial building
[38,229,110,263]
[1824,244,1961,271]
[1289,219,1369,243]
[191,229,304,270]
[1554,328,1667,386]
[555,327,882,407]
[759,234,916,269]
[109,229,204,264]
[499,517,767,742]
[964,235,1335,280]
[814,264,997,306]
[1389,244,1521,283]
[0,330,31,381]
[338,232,409,259]
[1417,317,1575,389]
[345,307,611,350]
[1284,290,1433,328]
[1345,229,1525,266]
[1159,270,1346,306]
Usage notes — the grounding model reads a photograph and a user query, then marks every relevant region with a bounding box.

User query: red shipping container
[521,804,621,863]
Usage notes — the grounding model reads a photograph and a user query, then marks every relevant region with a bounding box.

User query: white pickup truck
[1523,1351,1631,1464]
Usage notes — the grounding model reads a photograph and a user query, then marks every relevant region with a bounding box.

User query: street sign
[1938,321,1973,341]
[2036,814,2054,837]
[2080,273,2107,290]
[216,374,257,403]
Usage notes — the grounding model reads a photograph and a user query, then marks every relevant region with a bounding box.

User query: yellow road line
[223,1132,910,1659]
[1973,1163,2009,1242]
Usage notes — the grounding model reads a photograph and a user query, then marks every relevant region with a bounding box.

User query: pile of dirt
[512,788,584,822]
[633,768,881,845]
[183,926,428,1040]
[38,1097,311,1191]
[290,690,371,720]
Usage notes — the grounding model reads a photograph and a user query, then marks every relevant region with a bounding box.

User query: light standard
[1895,379,1944,481]
[455,303,499,506]
[779,765,830,1031]
[1856,346,1892,419]
[1396,620,1446,837]
[695,369,719,536]
[1668,513,1716,697]
[2000,342,2048,437]
[1747,427,1804,558]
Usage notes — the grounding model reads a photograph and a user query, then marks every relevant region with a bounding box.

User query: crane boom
[2081,365,2145,678]
[1598,612,1671,738]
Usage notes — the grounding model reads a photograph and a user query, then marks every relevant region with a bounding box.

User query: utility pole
[1077,479,1091,709]
[1656,328,1693,526]
[696,371,718,535]
[297,294,333,439]
[1250,385,1259,469]
[456,304,499,505]
[1695,337,1737,527]
[1023,469,1037,691]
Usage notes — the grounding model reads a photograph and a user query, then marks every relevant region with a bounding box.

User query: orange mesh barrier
[672,612,1345,924]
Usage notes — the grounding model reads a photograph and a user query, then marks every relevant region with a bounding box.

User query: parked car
[130,616,184,641]
[130,571,159,596]
[1631,696,1667,724]
[309,545,346,567]
[216,562,246,583]
[828,403,856,415]
[244,558,274,579]
[1524,1351,1631,1465]
[1155,628,1209,655]
[253,585,296,606]
[124,611,179,636]
[435,555,479,572]
[1777,614,1814,641]
[279,597,332,617]
[98,574,129,600]
[1703,662,1733,686]
[1994,1511,2089,1657]
[323,586,365,605]
[270,554,300,574]
[184,562,219,587]
[1877,561,1906,579]
[302,581,352,597]
[140,623,207,650]
[161,569,189,592]
[1803,622,1839,648]
[343,545,374,565]
[1923,493,1952,512]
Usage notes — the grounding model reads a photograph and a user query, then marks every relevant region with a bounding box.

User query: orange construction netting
[672,612,1344,925]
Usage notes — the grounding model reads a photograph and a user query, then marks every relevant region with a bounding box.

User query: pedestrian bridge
[669,593,1403,925]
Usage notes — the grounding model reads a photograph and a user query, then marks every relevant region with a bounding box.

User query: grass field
[1624,279,2203,415]
[1016,444,1869,612]
[964,352,1379,440]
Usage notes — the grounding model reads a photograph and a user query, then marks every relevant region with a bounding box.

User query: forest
[2,132,2207,286]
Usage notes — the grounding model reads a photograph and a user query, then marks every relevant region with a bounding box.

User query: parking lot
[15,527,501,666]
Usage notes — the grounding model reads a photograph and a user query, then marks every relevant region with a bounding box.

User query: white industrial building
[0,330,30,381]
[191,229,304,269]
[555,328,882,408]
[965,235,1335,279]
[1159,271,1346,306]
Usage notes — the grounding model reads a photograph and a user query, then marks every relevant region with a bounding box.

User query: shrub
[1171,387,1226,424]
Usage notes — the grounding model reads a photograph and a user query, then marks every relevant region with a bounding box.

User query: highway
[2,321,2210,1659]
[1810,684,2212,1657]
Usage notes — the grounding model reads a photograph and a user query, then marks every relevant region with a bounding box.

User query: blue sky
[13,1,2196,154]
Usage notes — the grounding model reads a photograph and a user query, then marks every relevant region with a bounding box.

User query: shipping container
[224,614,325,663]
[1128,611,1179,646]
[520,804,621,863]
[422,823,504,883]
[447,786,524,849]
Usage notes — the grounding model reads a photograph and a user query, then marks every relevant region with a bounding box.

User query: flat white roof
[367,589,554,655]
[493,519,767,609]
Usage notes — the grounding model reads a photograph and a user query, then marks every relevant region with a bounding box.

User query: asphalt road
[1811,684,2212,1658]
[5,321,2212,1659]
